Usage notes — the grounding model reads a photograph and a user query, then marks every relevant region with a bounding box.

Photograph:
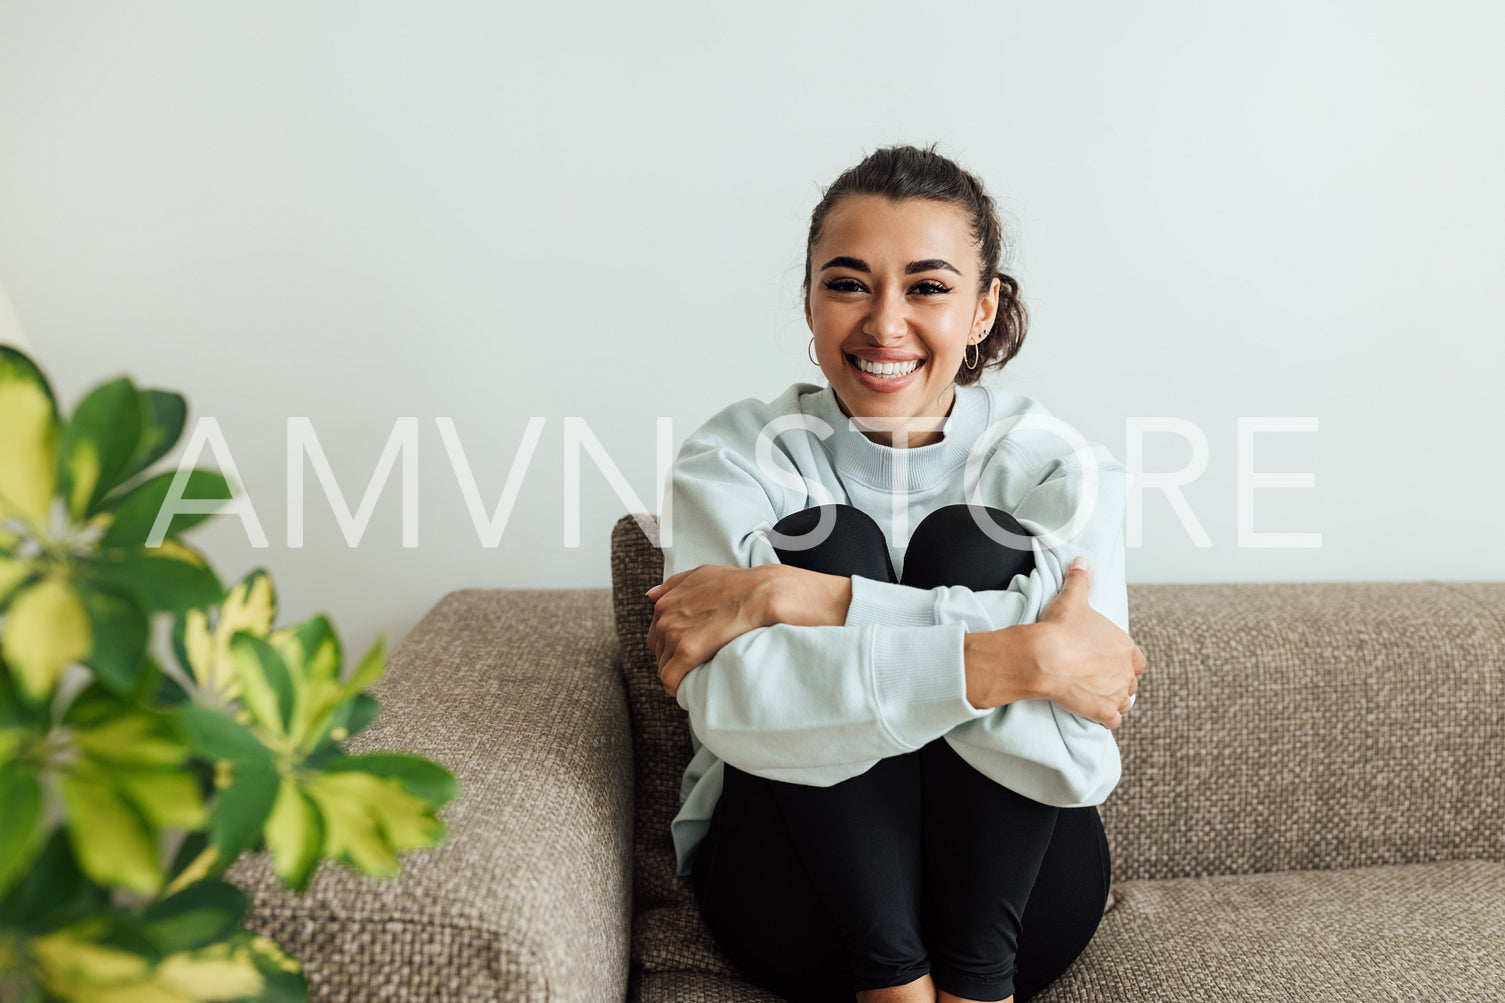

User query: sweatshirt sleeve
[841,440,1133,806]
[660,425,991,786]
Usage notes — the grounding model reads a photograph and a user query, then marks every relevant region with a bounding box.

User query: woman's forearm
[963,625,1044,710]
[755,567,1132,727]
[764,568,1043,711]
[763,567,852,627]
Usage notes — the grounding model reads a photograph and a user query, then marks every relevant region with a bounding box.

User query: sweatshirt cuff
[870,623,984,748]
[845,575,939,628]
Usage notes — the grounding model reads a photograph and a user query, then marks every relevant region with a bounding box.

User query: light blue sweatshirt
[661,380,1132,878]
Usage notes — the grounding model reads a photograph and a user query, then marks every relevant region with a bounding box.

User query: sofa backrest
[610,512,1505,908]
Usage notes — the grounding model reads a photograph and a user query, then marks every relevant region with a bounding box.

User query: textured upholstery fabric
[229,588,634,1003]
[631,861,1505,1002]
[611,512,1505,1001]
[1103,579,1505,879]
[611,514,703,919]
[1061,859,1505,1002]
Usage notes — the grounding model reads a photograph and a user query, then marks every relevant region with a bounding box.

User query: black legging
[690,503,1112,1003]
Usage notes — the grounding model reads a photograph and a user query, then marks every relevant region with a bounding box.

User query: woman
[646,143,1146,1003]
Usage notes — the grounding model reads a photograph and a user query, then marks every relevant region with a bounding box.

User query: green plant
[0,346,458,1002]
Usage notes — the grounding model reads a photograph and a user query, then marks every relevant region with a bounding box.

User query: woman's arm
[650,440,1143,729]
[649,561,1040,710]
[654,408,1138,799]
[656,422,999,784]
[650,554,1140,727]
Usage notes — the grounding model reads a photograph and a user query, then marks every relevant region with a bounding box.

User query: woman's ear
[977,274,1002,335]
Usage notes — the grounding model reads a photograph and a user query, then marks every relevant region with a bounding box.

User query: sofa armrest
[228,587,633,1003]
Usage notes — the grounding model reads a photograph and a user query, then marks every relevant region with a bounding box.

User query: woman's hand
[1027,558,1147,730]
[647,564,851,698]
[647,564,775,699]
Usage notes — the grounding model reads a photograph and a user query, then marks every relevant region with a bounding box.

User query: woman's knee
[768,502,895,581]
[903,503,1035,591]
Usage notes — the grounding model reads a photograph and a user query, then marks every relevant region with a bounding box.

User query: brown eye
[824,278,951,295]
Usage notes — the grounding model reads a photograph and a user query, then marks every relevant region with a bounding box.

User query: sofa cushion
[629,860,1505,1001]
[611,513,694,918]
[1027,858,1505,1002]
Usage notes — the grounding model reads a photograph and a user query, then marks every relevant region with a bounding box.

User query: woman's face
[805,195,1000,448]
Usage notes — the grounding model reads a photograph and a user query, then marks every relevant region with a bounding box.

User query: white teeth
[853,357,920,376]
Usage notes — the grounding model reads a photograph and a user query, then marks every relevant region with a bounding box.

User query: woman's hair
[801,142,1029,386]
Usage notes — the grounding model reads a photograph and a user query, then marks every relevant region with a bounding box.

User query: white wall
[2,0,1501,654]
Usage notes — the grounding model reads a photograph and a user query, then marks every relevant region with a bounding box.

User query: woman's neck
[832,384,957,449]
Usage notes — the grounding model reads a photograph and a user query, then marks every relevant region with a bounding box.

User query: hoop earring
[808,336,819,366]
[965,340,980,370]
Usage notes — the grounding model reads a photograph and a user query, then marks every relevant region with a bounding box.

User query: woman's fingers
[646,605,664,662]
[646,566,698,599]
[659,642,693,698]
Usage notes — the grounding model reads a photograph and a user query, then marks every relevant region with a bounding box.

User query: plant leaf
[303,772,400,877]
[1,574,93,700]
[326,752,459,808]
[331,692,380,740]
[246,933,309,1003]
[277,614,341,686]
[164,830,211,885]
[59,771,162,894]
[343,636,387,694]
[219,569,278,645]
[0,554,35,608]
[0,657,43,729]
[0,345,61,530]
[119,388,187,483]
[164,845,222,898]
[115,767,208,831]
[228,632,293,735]
[0,828,107,932]
[79,586,150,696]
[27,924,155,991]
[71,713,190,769]
[174,607,218,693]
[265,779,325,892]
[141,879,249,953]
[153,940,265,1000]
[206,569,277,695]
[0,759,44,897]
[57,376,140,522]
[86,544,224,615]
[288,677,346,752]
[208,760,278,859]
[98,469,232,550]
[175,706,274,765]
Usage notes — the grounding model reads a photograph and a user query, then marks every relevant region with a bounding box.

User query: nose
[862,286,910,342]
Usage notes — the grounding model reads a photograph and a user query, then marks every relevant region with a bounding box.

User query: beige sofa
[231,514,1505,1001]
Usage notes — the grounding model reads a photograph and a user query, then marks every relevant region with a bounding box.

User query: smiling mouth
[846,354,924,378]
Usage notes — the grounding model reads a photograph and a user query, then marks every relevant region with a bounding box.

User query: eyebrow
[818,255,963,276]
